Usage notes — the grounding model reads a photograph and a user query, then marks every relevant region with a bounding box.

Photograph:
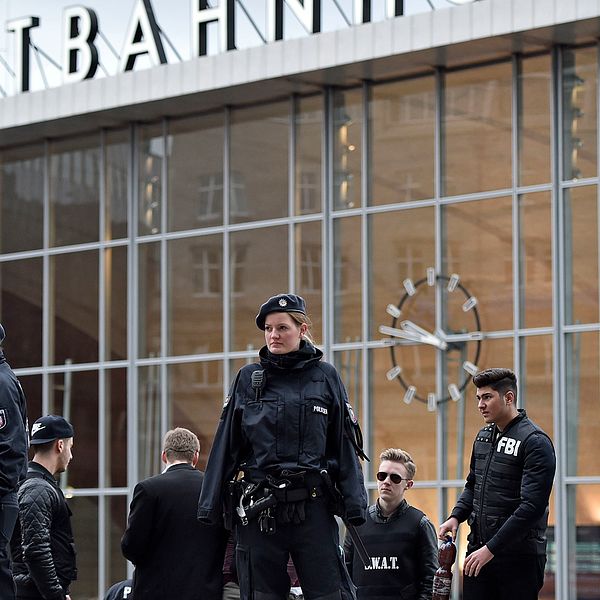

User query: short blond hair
[379,448,416,479]
[163,428,199,463]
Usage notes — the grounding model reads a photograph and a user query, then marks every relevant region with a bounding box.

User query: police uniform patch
[0,408,6,430]
[223,395,231,409]
[278,298,287,307]
[345,402,358,424]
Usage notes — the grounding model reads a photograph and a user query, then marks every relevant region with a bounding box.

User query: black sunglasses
[376,471,406,484]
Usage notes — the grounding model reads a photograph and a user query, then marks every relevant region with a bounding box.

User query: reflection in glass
[443,197,513,332]
[518,54,551,186]
[295,221,322,341]
[565,332,600,477]
[138,242,161,358]
[333,349,362,425]
[49,370,99,488]
[167,361,223,468]
[168,113,224,230]
[564,186,598,325]
[566,485,600,600]
[0,258,42,368]
[50,134,100,247]
[230,225,288,351]
[105,246,127,361]
[51,250,99,365]
[333,88,362,210]
[69,496,98,599]
[168,235,223,355]
[369,207,435,338]
[562,47,597,181]
[0,143,44,253]
[230,101,288,224]
[138,123,164,236]
[370,76,435,204]
[519,192,552,329]
[443,62,512,196]
[295,95,322,215]
[17,375,42,427]
[138,364,162,481]
[105,129,129,240]
[105,496,129,592]
[333,216,362,343]
[106,369,127,488]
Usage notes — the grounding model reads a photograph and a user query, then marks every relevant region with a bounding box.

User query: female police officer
[198,293,367,600]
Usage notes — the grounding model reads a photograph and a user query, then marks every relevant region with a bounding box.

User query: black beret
[256,294,307,330]
[30,415,75,445]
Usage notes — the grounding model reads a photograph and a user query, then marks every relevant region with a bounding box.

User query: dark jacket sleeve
[485,432,556,555]
[197,371,245,524]
[121,482,154,564]
[18,480,65,600]
[342,526,355,577]
[0,364,29,494]
[449,443,476,524]
[417,516,438,600]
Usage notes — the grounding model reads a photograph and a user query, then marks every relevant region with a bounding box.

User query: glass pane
[443,62,512,196]
[0,143,44,253]
[369,207,435,338]
[0,258,42,368]
[168,235,223,355]
[49,369,99,488]
[565,331,600,477]
[520,192,553,328]
[333,88,362,210]
[18,375,42,427]
[138,364,162,480]
[443,197,513,332]
[105,246,127,361]
[51,250,99,365]
[167,361,224,468]
[562,47,597,181]
[168,112,224,231]
[564,186,598,325]
[333,349,362,434]
[333,216,362,343]
[105,129,129,240]
[519,54,552,186]
[295,221,322,342]
[106,369,127,488]
[370,76,435,205]
[566,485,600,600]
[138,122,164,236]
[295,95,322,215]
[50,134,100,247]
[138,242,161,358]
[230,101,289,224]
[230,225,288,351]
[69,496,98,599]
[105,496,129,591]
[370,347,437,481]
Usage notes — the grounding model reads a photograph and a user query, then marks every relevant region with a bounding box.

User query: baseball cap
[255,293,307,330]
[30,415,75,445]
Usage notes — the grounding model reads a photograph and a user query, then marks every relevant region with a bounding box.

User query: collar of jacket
[371,498,409,523]
[496,408,528,435]
[259,340,323,371]
[28,461,59,485]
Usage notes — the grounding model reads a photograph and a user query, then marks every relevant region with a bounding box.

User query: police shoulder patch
[0,408,6,430]
[345,401,358,425]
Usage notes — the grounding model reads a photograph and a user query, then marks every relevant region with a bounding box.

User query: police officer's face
[264,313,306,354]
[377,460,412,506]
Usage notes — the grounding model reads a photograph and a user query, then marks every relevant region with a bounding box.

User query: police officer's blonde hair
[163,428,199,463]
[289,311,315,345]
[379,448,416,480]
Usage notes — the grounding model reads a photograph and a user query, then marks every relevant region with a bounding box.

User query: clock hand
[400,320,449,351]
[379,325,448,351]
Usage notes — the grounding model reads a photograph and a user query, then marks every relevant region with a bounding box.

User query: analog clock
[379,268,483,410]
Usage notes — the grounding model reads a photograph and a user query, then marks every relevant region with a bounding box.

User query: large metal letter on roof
[119,0,167,72]
[62,6,99,84]
[6,16,40,93]
[191,0,235,57]
[267,0,321,42]
[353,0,403,24]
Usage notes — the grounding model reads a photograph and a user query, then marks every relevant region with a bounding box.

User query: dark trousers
[463,553,546,600]
[236,498,349,600]
[0,491,18,600]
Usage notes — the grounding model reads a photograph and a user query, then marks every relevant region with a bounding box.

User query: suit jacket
[121,463,227,600]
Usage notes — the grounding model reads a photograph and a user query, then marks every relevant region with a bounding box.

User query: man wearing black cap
[11,415,76,600]
[0,323,29,600]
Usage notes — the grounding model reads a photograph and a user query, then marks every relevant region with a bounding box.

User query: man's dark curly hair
[472,368,517,399]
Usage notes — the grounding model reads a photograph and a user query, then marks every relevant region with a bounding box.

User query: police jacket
[344,500,437,600]
[198,341,367,525]
[0,351,28,496]
[11,462,77,600]
[450,409,555,556]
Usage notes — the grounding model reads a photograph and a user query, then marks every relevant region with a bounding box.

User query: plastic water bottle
[431,535,457,600]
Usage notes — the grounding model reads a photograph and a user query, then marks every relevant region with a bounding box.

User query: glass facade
[1,46,600,599]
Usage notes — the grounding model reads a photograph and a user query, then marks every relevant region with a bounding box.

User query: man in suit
[121,428,227,600]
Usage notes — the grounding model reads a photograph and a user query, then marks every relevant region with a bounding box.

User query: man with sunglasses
[344,448,437,600]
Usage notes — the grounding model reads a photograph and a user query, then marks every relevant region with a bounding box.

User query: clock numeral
[426,267,435,286]
[447,273,460,292]
[448,383,461,402]
[386,304,401,319]
[386,366,402,381]
[403,278,416,296]
[463,361,479,376]
[403,386,416,405]
[462,296,478,312]
[427,393,437,412]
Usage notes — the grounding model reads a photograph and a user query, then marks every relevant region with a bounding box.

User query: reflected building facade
[1,1,600,598]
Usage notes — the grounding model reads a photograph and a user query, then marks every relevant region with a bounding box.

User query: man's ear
[505,390,515,405]
[406,480,414,489]
[56,439,64,453]
[192,449,199,468]
[161,450,168,464]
